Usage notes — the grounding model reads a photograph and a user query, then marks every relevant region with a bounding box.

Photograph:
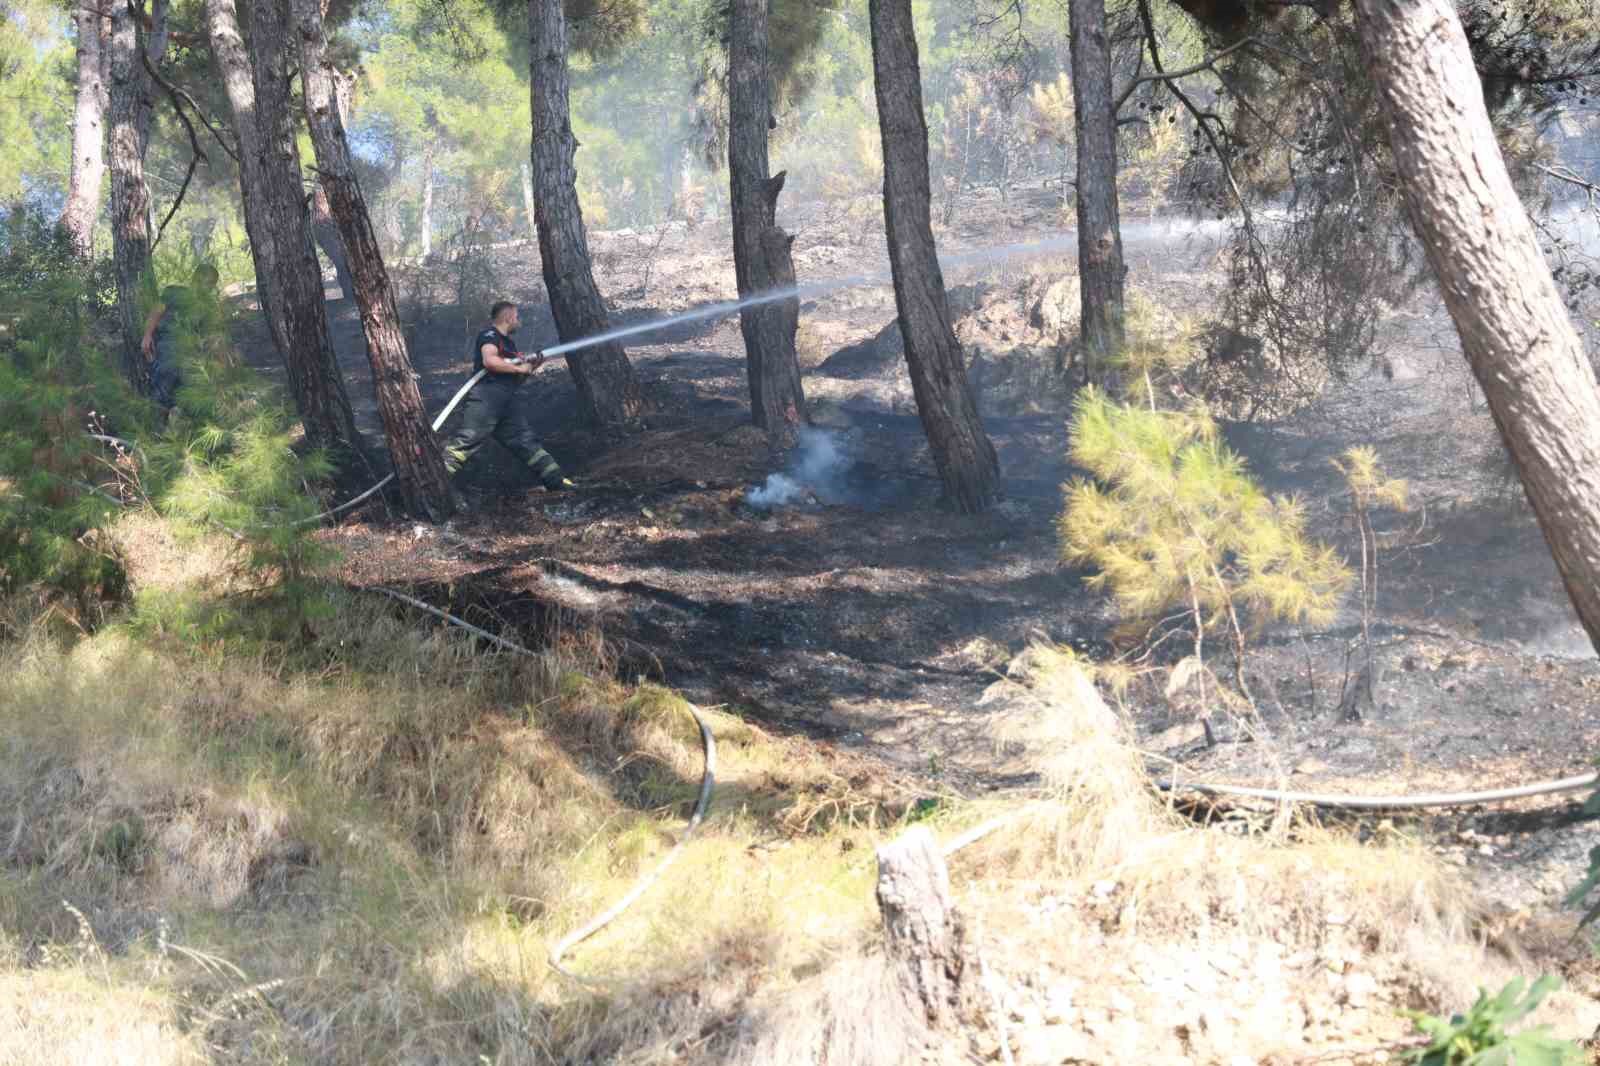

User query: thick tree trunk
[62,5,110,256]
[875,827,979,1028]
[868,0,1000,514]
[728,0,805,446]
[1068,0,1125,383]
[420,143,435,259]
[107,0,164,389]
[311,180,356,301]
[529,0,642,429]
[291,0,454,520]
[204,0,366,469]
[520,160,538,244]
[1355,0,1600,657]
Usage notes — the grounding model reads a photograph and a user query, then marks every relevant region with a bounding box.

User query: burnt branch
[1113,36,1253,116]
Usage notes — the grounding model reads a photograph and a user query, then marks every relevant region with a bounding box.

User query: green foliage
[134,281,341,625]
[0,204,337,630]
[0,0,70,201]
[1400,976,1584,1066]
[0,206,137,611]
[1060,388,1350,643]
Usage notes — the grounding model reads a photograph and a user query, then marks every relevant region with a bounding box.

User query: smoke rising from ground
[746,428,849,509]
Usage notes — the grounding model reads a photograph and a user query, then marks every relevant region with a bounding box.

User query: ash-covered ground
[234,183,1600,915]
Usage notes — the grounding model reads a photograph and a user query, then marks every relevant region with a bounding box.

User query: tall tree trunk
[1068,0,1125,383]
[420,142,435,259]
[291,0,454,520]
[528,0,642,429]
[868,0,1000,514]
[311,180,356,301]
[1354,0,1600,656]
[204,0,367,469]
[62,5,110,256]
[729,0,806,446]
[520,160,538,244]
[107,0,166,389]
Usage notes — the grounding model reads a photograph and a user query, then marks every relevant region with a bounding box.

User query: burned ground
[233,183,1600,918]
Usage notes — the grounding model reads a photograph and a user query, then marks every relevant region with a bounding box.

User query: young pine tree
[1059,312,1350,722]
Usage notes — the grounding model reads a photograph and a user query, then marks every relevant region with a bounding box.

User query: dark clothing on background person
[149,284,199,410]
[445,325,567,489]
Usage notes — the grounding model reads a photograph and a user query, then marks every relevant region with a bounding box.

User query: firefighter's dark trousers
[443,380,565,488]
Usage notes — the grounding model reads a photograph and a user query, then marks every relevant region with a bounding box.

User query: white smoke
[746,428,850,510]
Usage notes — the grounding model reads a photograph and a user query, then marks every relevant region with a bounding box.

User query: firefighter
[140,262,220,417]
[444,300,574,496]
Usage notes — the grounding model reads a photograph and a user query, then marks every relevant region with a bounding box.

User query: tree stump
[875,826,978,1029]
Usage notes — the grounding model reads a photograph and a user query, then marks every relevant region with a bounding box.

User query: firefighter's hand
[141,335,154,360]
[526,351,546,372]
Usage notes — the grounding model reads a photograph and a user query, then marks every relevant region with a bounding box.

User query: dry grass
[0,515,919,1065]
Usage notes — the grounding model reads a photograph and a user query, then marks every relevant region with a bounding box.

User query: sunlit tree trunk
[292,0,454,520]
[1355,0,1600,656]
[107,0,167,389]
[520,160,538,243]
[729,0,805,446]
[868,0,1000,513]
[62,5,110,256]
[1068,0,1125,382]
[529,0,642,429]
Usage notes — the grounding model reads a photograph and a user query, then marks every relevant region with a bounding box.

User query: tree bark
[729,0,806,446]
[310,180,356,301]
[291,0,454,520]
[868,0,1000,514]
[203,0,367,470]
[420,142,435,259]
[875,827,979,1028]
[529,0,642,429]
[1354,0,1600,657]
[1069,0,1125,382]
[107,0,166,389]
[62,5,110,256]
[520,160,538,244]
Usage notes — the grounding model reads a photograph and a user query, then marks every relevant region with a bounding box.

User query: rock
[1015,1024,1095,1065]
[1029,276,1082,335]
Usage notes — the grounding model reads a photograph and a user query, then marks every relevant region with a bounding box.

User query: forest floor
[220,182,1600,1062]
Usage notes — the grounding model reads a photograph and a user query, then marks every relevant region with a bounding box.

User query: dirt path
[233,186,1600,913]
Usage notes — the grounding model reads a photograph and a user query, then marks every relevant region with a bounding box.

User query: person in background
[443,300,574,501]
[140,262,220,417]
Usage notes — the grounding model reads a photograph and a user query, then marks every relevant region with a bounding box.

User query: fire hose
[1157,771,1600,810]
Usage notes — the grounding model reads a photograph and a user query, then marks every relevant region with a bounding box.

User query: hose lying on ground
[370,584,718,987]
[1156,770,1600,810]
